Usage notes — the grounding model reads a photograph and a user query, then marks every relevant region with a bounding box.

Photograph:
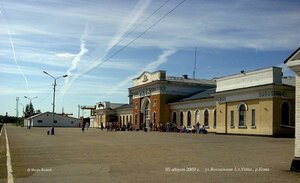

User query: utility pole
[43,71,68,135]
[16,97,19,118]
[193,47,197,79]
[78,105,80,119]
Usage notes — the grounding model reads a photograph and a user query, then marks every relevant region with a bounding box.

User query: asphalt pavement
[0,124,299,183]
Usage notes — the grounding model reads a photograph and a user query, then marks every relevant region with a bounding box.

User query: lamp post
[24,96,38,104]
[19,103,25,117]
[24,96,38,128]
[43,71,68,135]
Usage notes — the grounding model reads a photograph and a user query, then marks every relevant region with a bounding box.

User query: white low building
[24,112,81,127]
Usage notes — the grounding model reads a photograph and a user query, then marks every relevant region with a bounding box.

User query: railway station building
[95,67,295,136]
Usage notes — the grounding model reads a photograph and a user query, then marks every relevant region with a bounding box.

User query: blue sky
[0,0,299,117]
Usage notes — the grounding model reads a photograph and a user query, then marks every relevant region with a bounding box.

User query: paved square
[0,125,299,183]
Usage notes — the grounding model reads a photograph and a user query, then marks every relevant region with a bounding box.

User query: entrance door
[140,113,144,130]
[144,100,150,130]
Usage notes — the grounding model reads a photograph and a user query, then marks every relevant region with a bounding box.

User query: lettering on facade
[217,97,226,103]
[259,91,285,98]
[131,86,166,97]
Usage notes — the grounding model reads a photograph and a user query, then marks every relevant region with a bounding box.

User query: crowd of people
[102,121,207,134]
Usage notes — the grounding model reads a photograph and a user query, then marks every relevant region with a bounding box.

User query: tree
[24,102,35,118]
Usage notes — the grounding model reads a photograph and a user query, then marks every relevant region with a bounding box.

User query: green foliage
[24,102,35,118]
[17,119,24,127]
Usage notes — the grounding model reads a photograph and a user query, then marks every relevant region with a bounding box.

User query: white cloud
[56,53,77,59]
[106,0,152,52]
[99,48,177,99]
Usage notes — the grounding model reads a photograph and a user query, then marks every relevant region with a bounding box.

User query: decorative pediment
[133,70,166,86]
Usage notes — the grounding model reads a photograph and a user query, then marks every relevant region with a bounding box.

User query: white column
[295,74,300,157]
[287,60,300,171]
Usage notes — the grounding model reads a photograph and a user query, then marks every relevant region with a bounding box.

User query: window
[38,120,43,123]
[213,110,216,128]
[153,112,156,124]
[135,102,138,109]
[134,113,138,125]
[71,121,73,124]
[153,99,157,107]
[230,110,234,127]
[180,112,184,126]
[144,100,150,124]
[195,110,200,125]
[187,111,191,127]
[54,120,57,123]
[204,110,209,127]
[251,109,255,127]
[238,104,246,127]
[281,102,290,126]
[172,112,177,124]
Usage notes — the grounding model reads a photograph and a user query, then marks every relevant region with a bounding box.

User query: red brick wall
[132,98,141,129]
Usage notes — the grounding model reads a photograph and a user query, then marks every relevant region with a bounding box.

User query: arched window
[213,110,217,128]
[180,111,184,126]
[187,111,191,127]
[281,102,290,126]
[134,113,138,125]
[195,110,200,125]
[239,104,246,126]
[204,110,209,127]
[153,112,156,125]
[144,100,150,124]
[172,112,177,124]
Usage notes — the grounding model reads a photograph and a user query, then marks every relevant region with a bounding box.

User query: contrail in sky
[99,48,177,99]
[0,9,29,92]
[105,0,152,52]
[61,22,89,96]
[63,0,151,94]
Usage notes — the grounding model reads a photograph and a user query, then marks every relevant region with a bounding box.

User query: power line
[111,0,171,51]
[84,0,187,75]
[84,0,172,73]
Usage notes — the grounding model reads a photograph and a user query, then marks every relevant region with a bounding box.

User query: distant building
[95,102,131,128]
[24,112,81,127]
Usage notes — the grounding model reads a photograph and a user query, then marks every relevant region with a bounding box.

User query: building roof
[132,70,215,88]
[179,88,216,101]
[284,47,300,63]
[166,76,216,85]
[109,103,127,109]
[115,103,132,110]
[25,112,79,120]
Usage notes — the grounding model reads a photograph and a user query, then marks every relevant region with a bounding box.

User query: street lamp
[43,71,68,135]
[24,96,37,128]
[24,96,38,102]
[19,103,25,118]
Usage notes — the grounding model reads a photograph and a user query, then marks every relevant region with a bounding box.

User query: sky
[0,0,299,117]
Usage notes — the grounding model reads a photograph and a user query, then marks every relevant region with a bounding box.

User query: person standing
[82,122,85,133]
